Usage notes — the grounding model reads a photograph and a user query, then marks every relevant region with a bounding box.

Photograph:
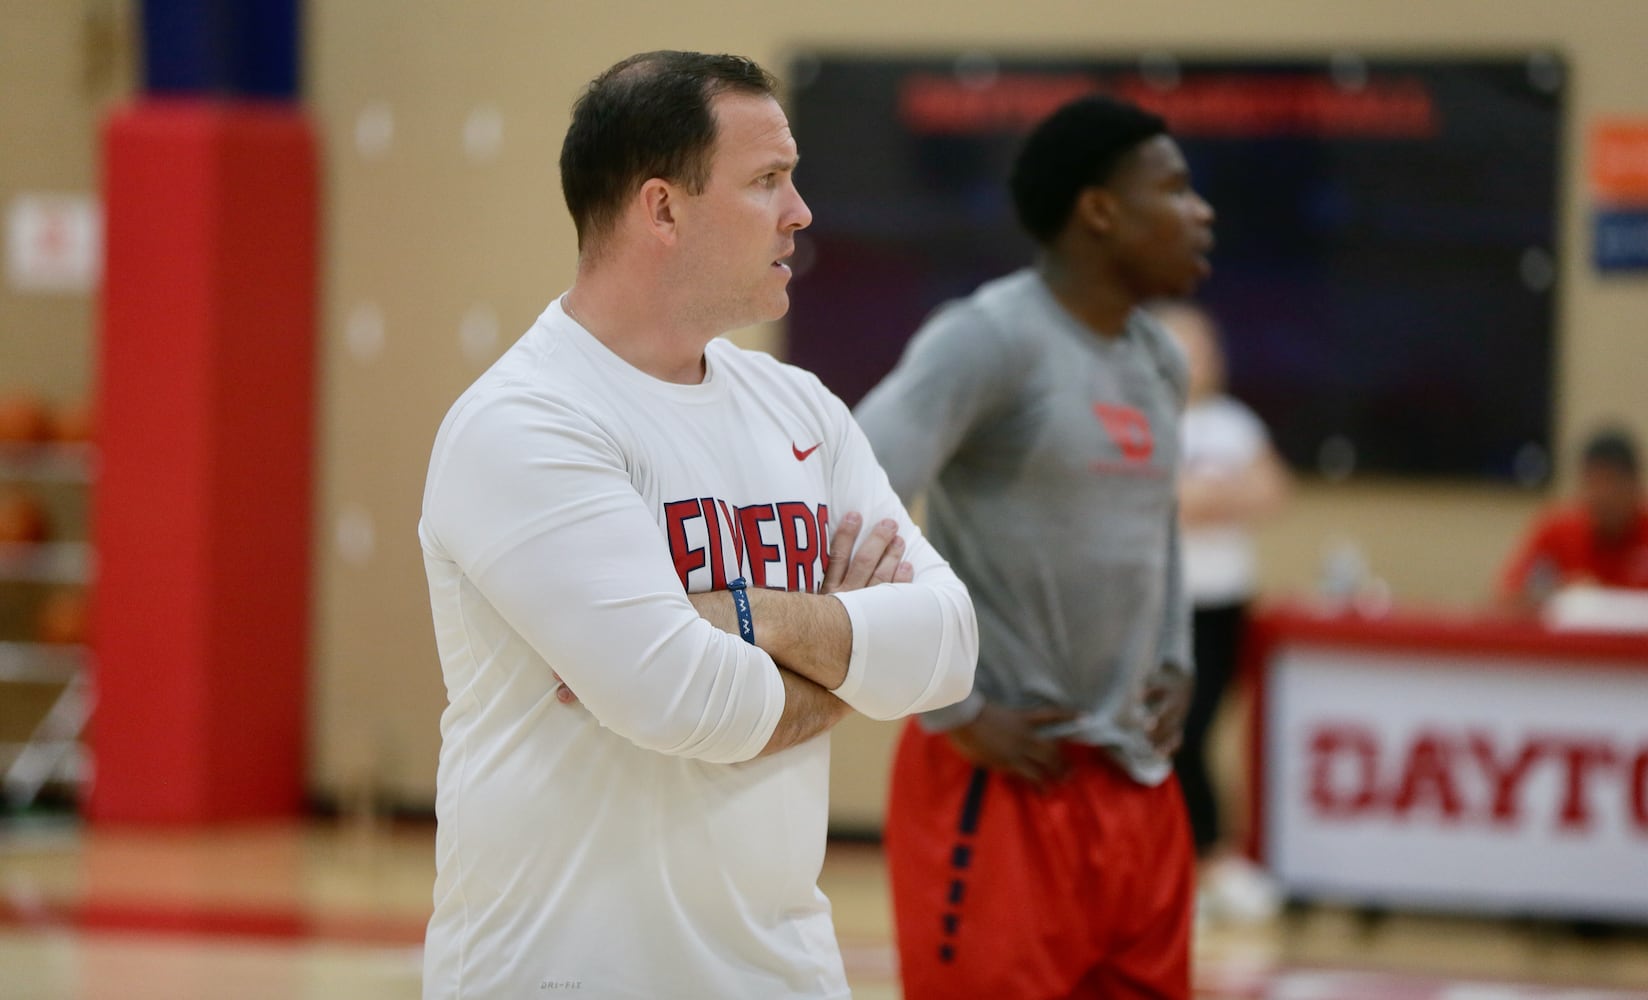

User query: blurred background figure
[859,95,1213,1000]
[1498,425,1648,614]
[1155,301,1290,926]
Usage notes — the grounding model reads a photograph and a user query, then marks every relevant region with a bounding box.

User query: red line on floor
[0,897,428,946]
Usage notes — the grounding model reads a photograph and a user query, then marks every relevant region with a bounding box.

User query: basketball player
[855,95,1215,999]
[418,52,977,998]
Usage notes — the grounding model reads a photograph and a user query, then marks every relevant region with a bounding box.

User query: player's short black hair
[1582,426,1640,477]
[559,51,777,252]
[1009,95,1169,245]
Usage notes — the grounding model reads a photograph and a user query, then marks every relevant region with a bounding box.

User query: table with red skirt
[1243,602,1648,921]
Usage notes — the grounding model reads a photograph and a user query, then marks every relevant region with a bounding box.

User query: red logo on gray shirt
[1093,404,1154,463]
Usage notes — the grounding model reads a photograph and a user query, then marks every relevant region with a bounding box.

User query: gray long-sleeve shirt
[854,268,1194,785]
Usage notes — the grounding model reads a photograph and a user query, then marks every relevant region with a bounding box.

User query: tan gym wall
[4,1,1646,827]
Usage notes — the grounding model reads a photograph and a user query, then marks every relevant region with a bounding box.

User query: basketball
[35,589,89,645]
[0,390,51,443]
[0,487,48,544]
[49,399,95,443]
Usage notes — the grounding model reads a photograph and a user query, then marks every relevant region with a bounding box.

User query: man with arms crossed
[419,51,977,999]
[856,95,1214,999]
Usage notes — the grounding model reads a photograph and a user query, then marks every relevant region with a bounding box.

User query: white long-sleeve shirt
[1181,394,1270,607]
[418,297,977,999]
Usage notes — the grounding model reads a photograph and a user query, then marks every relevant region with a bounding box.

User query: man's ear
[1073,187,1118,239]
[639,177,680,245]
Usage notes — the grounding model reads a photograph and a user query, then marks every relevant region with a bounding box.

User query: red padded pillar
[89,100,316,823]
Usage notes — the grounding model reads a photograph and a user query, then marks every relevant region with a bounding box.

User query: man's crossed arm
[556,512,914,756]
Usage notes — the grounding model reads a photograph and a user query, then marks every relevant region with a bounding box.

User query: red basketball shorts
[884,719,1194,1000]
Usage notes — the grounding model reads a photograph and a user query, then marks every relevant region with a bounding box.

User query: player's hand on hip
[1143,671,1190,757]
[552,671,578,706]
[822,512,912,594]
[947,703,1079,790]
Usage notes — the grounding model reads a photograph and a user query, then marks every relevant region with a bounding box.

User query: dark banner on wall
[786,54,1564,483]
[141,0,300,99]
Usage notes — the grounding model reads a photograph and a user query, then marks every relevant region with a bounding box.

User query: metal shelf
[0,444,94,809]
[0,641,88,684]
[0,442,96,484]
[0,541,93,584]
[0,641,90,809]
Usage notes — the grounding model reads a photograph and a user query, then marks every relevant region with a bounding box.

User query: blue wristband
[727,577,756,646]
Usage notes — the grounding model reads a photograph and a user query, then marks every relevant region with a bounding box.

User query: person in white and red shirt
[418,51,977,1000]
[1158,300,1289,927]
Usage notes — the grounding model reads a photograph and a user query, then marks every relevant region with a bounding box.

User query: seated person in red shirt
[1499,426,1648,610]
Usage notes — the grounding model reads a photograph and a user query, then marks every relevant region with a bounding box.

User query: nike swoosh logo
[793,442,822,461]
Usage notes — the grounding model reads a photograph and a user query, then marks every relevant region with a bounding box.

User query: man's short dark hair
[1009,95,1168,245]
[1582,425,1640,477]
[559,51,777,252]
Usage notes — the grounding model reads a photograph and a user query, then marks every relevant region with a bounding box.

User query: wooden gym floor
[2,816,1646,999]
